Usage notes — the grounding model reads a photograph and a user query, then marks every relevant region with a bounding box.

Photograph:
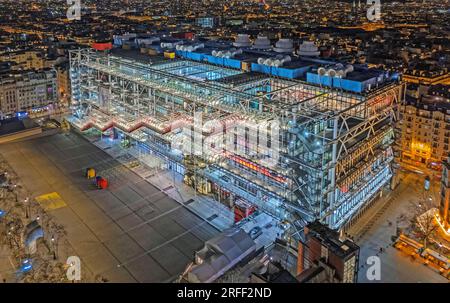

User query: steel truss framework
[69,49,405,230]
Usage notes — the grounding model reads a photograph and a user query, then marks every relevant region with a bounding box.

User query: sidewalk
[91,137,287,248]
[238,212,284,249]
[399,161,442,182]
[346,183,407,241]
[0,153,94,282]
[0,244,16,283]
[91,137,235,232]
[147,168,235,231]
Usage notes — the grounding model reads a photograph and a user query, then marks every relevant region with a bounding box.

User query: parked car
[249,226,262,240]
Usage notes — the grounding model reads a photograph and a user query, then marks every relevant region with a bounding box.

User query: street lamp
[7,231,12,247]
[12,185,18,202]
[24,197,29,219]
[51,235,57,260]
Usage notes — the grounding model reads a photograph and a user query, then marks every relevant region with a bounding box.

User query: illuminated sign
[225,152,287,183]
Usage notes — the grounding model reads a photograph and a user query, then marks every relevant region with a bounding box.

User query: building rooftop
[187,228,257,283]
[405,94,450,112]
[0,117,39,136]
[0,68,55,83]
[296,265,326,283]
[251,262,298,283]
[305,220,359,260]
[110,48,167,65]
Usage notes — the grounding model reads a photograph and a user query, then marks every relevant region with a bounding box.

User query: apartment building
[440,155,450,229]
[297,221,360,283]
[397,95,450,165]
[56,63,71,106]
[0,69,57,116]
[0,50,45,71]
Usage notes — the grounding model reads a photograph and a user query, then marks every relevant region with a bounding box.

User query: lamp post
[12,184,18,202]
[8,226,19,248]
[24,197,29,219]
[7,231,12,247]
[51,235,57,260]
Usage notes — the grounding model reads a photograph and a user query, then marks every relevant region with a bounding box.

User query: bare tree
[0,155,90,282]
[408,196,438,249]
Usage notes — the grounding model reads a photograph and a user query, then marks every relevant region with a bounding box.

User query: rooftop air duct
[257,55,291,67]
[161,41,183,49]
[317,64,354,78]
[298,41,320,57]
[137,37,160,46]
[252,35,271,50]
[233,34,252,48]
[273,38,294,53]
[183,43,204,52]
[272,55,291,67]
[212,48,242,58]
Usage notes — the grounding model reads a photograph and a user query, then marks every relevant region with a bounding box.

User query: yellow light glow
[411,140,431,156]
[434,214,450,236]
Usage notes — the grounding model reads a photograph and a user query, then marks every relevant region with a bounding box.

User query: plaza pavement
[351,171,448,283]
[0,131,221,282]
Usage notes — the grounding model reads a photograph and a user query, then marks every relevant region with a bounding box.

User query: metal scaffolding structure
[69,48,405,230]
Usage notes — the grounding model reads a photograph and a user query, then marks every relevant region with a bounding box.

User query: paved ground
[90,135,283,249]
[0,131,220,282]
[4,129,445,283]
[0,245,14,282]
[91,135,236,232]
[354,170,448,283]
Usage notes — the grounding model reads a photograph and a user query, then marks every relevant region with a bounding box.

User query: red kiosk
[234,199,257,223]
[95,176,108,189]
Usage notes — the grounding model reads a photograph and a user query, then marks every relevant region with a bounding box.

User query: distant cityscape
[0,0,449,284]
